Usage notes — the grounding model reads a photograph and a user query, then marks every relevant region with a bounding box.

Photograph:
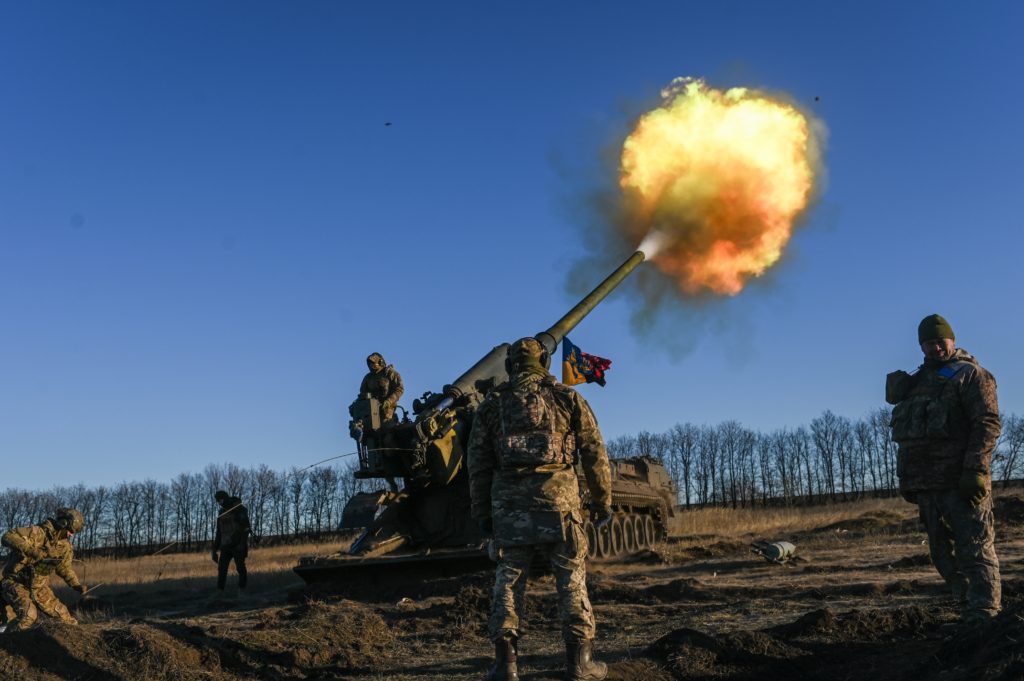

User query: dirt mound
[994,494,1024,525]
[245,598,393,670]
[809,510,907,536]
[442,583,491,638]
[646,578,721,603]
[645,626,805,678]
[586,577,652,605]
[0,622,115,681]
[102,625,210,679]
[770,605,936,641]
[934,602,1024,680]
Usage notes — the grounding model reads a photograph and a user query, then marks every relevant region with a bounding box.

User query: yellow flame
[621,77,822,296]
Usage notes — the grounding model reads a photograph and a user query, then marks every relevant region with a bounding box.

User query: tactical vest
[496,385,576,469]
[891,361,970,444]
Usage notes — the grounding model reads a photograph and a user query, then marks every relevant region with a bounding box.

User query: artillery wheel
[622,514,638,554]
[597,521,612,558]
[584,520,598,560]
[632,515,648,550]
[643,515,658,545]
[609,516,624,557]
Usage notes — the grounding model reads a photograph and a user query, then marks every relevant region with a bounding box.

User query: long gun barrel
[437,250,645,409]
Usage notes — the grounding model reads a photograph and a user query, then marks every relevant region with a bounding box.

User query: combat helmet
[505,337,550,373]
[366,352,386,373]
[55,507,85,534]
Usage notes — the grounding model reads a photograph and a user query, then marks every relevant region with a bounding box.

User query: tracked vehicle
[295,250,684,584]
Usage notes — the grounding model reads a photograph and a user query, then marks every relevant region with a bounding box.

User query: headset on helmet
[55,508,85,534]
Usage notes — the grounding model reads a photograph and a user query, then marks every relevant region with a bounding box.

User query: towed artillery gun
[294,251,684,584]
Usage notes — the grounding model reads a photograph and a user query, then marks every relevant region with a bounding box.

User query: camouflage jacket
[1,520,81,588]
[467,371,612,547]
[214,497,251,553]
[889,348,1001,491]
[359,365,404,418]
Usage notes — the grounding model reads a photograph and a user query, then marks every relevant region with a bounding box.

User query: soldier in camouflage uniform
[359,352,404,423]
[212,490,251,593]
[468,337,613,681]
[887,314,1001,624]
[1,508,87,631]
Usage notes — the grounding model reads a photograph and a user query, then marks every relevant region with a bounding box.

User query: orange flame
[621,78,823,296]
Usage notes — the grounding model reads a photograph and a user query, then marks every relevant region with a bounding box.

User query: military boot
[565,639,607,681]
[485,635,518,681]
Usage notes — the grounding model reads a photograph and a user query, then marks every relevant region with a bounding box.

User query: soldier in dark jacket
[887,314,1001,623]
[212,490,251,592]
[468,337,612,681]
[359,352,404,423]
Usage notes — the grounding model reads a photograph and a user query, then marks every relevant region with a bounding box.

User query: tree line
[606,409,1024,509]
[2,409,1022,553]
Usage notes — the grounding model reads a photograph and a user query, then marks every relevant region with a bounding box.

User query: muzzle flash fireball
[621,77,824,296]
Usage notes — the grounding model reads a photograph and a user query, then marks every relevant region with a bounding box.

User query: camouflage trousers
[488,516,595,643]
[1,576,77,631]
[917,489,1001,618]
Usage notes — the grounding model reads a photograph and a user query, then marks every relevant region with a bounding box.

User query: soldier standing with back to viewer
[887,313,1002,624]
[359,352,404,423]
[468,337,613,681]
[212,490,251,594]
[1,508,87,631]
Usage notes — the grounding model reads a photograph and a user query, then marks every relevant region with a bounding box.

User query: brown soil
[1,495,1023,680]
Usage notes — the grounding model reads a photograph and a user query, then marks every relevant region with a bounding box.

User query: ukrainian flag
[562,337,612,387]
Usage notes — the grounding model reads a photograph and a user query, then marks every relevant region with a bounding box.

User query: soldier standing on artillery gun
[359,352,404,424]
[887,314,1002,624]
[212,490,251,594]
[1,508,87,631]
[468,337,613,681]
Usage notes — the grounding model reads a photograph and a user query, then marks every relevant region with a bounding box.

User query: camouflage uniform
[889,347,1001,618]
[359,355,404,422]
[468,368,612,644]
[1,520,83,630]
[213,494,251,591]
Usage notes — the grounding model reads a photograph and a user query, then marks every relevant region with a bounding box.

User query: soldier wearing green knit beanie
[886,314,1002,625]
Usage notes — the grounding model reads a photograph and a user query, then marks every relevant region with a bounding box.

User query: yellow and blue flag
[562,337,612,387]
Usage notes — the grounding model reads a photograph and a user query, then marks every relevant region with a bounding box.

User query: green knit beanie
[918,314,955,344]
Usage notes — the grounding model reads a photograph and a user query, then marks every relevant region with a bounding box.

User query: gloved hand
[958,470,988,506]
[478,518,494,536]
[592,505,613,532]
[211,550,219,563]
[72,584,87,595]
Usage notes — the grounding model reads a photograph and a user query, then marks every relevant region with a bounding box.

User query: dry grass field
[2,493,1024,680]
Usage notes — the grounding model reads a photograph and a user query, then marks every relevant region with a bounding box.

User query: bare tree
[668,423,699,507]
[995,413,1024,485]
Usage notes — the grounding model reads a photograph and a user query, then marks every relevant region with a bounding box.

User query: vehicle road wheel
[643,515,658,546]
[622,514,638,554]
[597,521,612,558]
[633,515,648,550]
[610,516,625,557]
[584,520,598,560]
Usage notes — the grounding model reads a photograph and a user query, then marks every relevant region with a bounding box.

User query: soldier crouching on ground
[212,490,251,594]
[887,314,1002,624]
[1,508,87,631]
[468,337,613,681]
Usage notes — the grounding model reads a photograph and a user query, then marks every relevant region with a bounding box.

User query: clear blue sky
[2,2,1021,490]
